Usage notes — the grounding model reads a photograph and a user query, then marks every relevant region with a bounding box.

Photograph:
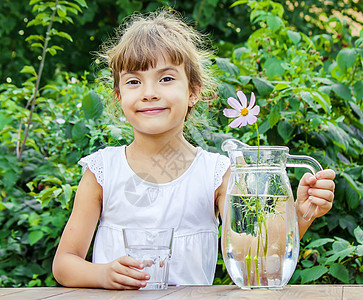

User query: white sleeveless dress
[79,145,230,285]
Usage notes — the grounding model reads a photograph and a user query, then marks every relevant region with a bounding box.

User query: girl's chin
[133,124,184,136]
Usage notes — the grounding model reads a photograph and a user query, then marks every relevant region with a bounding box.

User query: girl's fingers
[310,179,335,192]
[308,196,333,215]
[104,257,151,289]
[112,273,148,289]
[316,169,336,180]
[308,188,334,202]
[118,256,145,269]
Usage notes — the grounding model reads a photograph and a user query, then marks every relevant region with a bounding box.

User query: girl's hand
[296,169,336,221]
[100,256,150,290]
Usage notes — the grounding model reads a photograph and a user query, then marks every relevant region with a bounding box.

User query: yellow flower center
[240,108,249,116]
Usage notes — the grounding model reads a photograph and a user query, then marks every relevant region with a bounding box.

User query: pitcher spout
[221,139,250,152]
[222,139,250,168]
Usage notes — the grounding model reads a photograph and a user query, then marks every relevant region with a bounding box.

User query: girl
[52,10,335,289]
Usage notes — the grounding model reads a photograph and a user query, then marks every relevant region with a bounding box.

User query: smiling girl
[52,10,335,289]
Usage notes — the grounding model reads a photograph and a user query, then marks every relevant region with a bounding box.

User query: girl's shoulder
[197,148,230,165]
[195,148,230,190]
[78,145,126,187]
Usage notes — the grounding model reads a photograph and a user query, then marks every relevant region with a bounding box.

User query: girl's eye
[160,76,174,83]
[126,79,140,85]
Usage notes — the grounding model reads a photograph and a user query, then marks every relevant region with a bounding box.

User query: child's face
[118,54,195,137]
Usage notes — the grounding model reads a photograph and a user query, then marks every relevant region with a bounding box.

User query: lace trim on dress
[78,151,104,187]
[214,155,230,190]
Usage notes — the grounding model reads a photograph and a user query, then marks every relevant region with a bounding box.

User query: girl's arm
[52,169,149,289]
[215,168,230,220]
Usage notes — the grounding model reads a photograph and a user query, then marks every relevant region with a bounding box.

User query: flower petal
[236,91,247,108]
[249,105,260,116]
[227,96,242,110]
[229,116,244,128]
[246,115,257,125]
[223,108,240,118]
[239,117,248,127]
[248,92,256,109]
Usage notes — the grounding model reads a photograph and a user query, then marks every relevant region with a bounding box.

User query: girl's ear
[188,85,201,107]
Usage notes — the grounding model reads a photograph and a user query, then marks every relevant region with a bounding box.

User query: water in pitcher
[126,246,171,290]
[223,194,299,289]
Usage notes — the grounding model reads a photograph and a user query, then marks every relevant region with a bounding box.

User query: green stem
[235,180,255,211]
[255,122,260,166]
[246,247,252,286]
[17,0,59,159]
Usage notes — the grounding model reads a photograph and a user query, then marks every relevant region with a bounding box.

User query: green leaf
[82,91,103,120]
[268,103,281,128]
[29,0,43,5]
[306,238,334,248]
[252,77,274,97]
[336,48,357,72]
[73,0,88,7]
[325,247,355,265]
[20,66,37,77]
[57,5,67,18]
[71,122,88,141]
[239,75,252,86]
[325,122,349,151]
[329,264,350,283]
[47,48,57,56]
[354,226,363,245]
[188,124,208,150]
[29,230,44,246]
[287,30,301,44]
[277,120,294,142]
[258,119,271,135]
[332,83,352,101]
[0,112,12,130]
[300,266,328,284]
[332,239,350,252]
[31,43,44,49]
[215,58,240,76]
[264,57,285,78]
[60,184,72,208]
[300,91,318,112]
[218,82,236,99]
[54,31,73,42]
[341,172,362,197]
[267,15,284,32]
[273,83,290,91]
[311,91,331,114]
[230,0,248,7]
[353,80,363,101]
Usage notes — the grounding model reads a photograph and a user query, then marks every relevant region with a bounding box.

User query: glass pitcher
[221,139,322,289]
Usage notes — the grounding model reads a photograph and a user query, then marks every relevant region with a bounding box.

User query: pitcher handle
[286,154,323,222]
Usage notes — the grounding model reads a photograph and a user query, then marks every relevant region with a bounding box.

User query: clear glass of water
[122,228,174,290]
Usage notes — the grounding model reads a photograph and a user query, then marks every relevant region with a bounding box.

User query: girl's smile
[137,106,168,115]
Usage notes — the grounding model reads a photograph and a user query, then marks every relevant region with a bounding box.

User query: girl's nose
[142,83,159,101]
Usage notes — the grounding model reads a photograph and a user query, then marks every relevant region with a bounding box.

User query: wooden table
[0,285,362,299]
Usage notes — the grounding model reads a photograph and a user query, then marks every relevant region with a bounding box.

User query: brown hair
[100,9,215,103]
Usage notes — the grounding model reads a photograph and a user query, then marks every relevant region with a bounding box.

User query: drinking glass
[122,228,174,290]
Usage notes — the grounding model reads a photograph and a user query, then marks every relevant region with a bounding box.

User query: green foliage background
[0,0,362,287]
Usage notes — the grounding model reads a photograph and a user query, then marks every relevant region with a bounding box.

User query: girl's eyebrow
[120,66,180,79]
[120,71,139,79]
[157,66,179,74]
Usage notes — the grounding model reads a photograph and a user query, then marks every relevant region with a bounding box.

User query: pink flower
[223,91,260,128]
